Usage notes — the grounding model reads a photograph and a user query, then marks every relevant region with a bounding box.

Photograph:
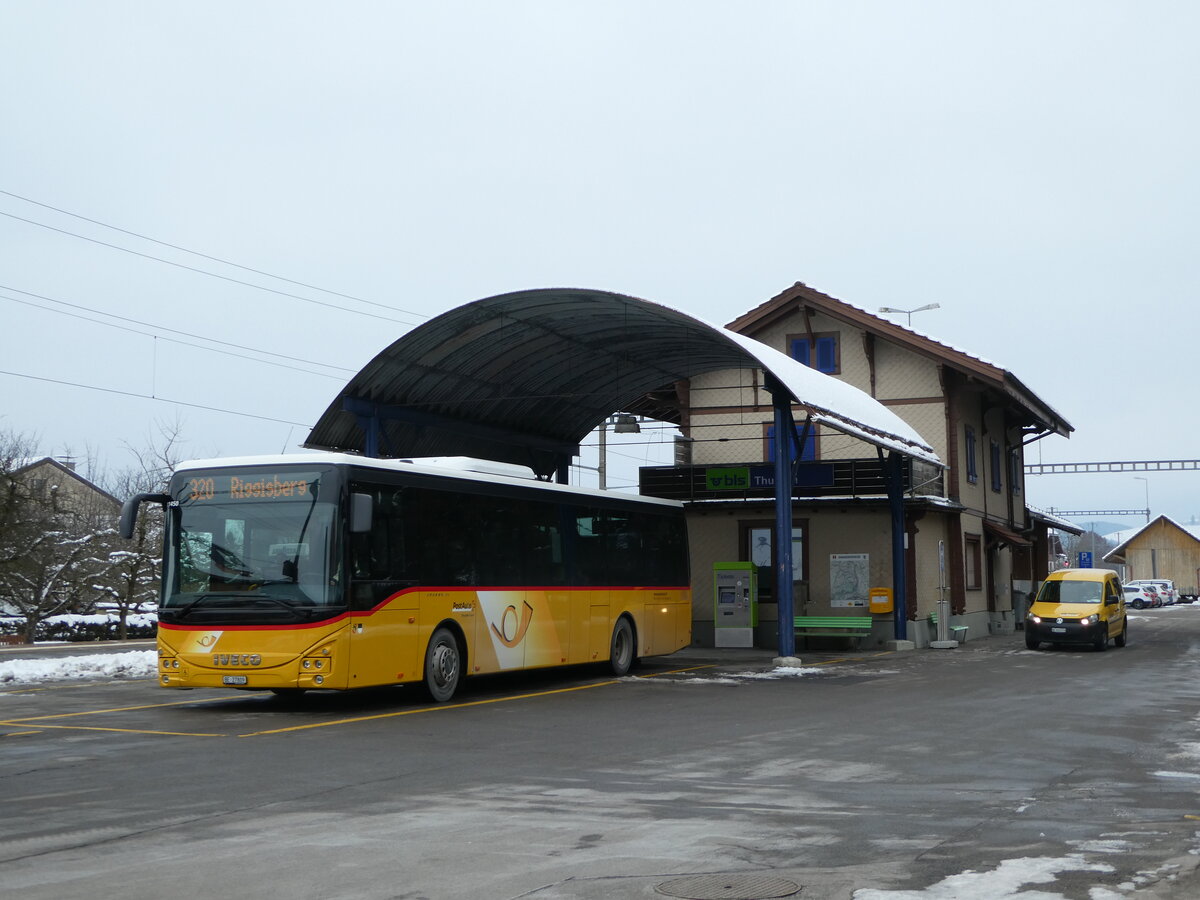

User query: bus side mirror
[119,493,170,540]
[350,492,373,534]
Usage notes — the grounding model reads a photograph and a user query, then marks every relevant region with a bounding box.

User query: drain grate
[655,873,800,900]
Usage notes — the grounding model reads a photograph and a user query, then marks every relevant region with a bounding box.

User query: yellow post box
[869,587,893,614]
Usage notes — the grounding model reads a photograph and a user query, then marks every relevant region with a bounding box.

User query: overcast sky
[2,2,1197,528]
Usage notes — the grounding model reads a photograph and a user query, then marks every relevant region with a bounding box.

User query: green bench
[793,615,873,648]
[929,612,968,641]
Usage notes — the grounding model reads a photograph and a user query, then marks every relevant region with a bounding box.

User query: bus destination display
[180,471,323,504]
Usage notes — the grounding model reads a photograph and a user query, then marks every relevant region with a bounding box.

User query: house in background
[640,281,1074,648]
[1104,516,1200,597]
[8,457,120,525]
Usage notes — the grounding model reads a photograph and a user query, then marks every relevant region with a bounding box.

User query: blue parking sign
[1078,551,1093,568]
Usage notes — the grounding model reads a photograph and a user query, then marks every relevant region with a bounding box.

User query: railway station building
[637,282,1074,648]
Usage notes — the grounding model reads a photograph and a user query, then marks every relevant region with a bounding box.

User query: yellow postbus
[120,453,691,701]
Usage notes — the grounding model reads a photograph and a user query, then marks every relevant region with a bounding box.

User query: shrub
[0,614,157,642]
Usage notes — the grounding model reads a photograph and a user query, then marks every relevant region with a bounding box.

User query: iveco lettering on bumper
[213,654,262,666]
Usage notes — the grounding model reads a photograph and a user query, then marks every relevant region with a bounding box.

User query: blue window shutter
[790,339,810,366]
[815,337,837,373]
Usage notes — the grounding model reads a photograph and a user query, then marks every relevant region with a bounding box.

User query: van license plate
[1050,627,1066,634]
[222,675,248,685]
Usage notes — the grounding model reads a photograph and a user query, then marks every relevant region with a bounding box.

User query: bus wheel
[609,618,634,677]
[424,627,462,702]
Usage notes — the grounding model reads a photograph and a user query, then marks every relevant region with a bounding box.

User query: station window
[789,334,839,374]
[965,426,978,484]
[965,534,982,589]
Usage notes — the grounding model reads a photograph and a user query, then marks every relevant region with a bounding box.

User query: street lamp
[1134,476,1150,523]
[878,303,941,327]
[597,414,641,490]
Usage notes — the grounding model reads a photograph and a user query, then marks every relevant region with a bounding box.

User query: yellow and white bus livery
[120,453,691,702]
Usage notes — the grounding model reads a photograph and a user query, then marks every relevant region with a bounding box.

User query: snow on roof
[1105,514,1200,559]
[1027,505,1084,533]
[715,326,941,465]
[305,288,942,474]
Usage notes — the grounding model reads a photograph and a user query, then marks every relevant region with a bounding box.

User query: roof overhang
[304,288,941,478]
[984,520,1032,548]
[1027,507,1085,536]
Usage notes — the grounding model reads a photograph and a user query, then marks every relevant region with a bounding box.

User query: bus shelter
[305,288,941,657]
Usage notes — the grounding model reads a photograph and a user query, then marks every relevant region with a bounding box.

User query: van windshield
[1038,580,1104,605]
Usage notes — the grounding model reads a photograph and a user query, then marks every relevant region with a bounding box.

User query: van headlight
[1083,614,1099,625]
[1029,615,1042,624]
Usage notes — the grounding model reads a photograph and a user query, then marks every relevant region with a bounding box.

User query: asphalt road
[2,609,1200,900]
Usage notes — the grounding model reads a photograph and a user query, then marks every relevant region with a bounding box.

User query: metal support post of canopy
[885,451,908,641]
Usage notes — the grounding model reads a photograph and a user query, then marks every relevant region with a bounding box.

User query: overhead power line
[0,188,427,320]
[1,292,345,381]
[0,207,422,326]
[0,368,313,429]
[0,282,355,374]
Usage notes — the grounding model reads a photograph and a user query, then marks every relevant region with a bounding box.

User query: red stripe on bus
[157,584,690,631]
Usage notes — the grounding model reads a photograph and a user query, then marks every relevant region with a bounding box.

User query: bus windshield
[162,468,342,620]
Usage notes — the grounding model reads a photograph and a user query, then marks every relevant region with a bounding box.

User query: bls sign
[706,467,750,491]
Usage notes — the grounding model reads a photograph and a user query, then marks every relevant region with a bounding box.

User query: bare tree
[93,420,187,639]
[0,428,115,642]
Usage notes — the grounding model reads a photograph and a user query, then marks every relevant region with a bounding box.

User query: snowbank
[0,650,156,685]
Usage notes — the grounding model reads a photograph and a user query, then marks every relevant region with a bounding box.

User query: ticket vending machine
[714,562,758,648]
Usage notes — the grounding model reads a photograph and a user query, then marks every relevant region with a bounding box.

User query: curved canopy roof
[305,288,939,478]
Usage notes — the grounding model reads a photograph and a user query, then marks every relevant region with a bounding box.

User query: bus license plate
[1051,627,1066,634]
[222,675,248,685]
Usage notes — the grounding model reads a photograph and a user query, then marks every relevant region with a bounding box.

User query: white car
[1128,579,1177,606]
[1123,584,1158,610]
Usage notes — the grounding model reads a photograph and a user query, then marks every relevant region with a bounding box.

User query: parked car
[1129,579,1178,606]
[1123,584,1158,610]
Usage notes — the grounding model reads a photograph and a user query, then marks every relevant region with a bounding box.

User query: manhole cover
[656,873,800,900]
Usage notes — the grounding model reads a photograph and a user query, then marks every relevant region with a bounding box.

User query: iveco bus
[120,454,691,702]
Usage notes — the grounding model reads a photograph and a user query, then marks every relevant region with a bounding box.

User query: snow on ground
[853,854,1113,899]
[0,650,156,685]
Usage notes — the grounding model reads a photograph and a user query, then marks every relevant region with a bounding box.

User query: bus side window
[350,486,404,581]
[523,499,564,585]
[574,512,602,586]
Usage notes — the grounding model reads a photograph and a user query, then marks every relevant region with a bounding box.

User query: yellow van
[1025,568,1127,651]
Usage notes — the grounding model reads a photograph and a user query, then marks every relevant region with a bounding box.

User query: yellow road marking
[1,694,248,725]
[638,664,716,677]
[240,679,620,737]
[4,651,883,740]
[2,730,43,737]
[0,722,225,737]
[0,680,136,695]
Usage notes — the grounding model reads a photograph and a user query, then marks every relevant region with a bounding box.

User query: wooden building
[1105,516,1200,597]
